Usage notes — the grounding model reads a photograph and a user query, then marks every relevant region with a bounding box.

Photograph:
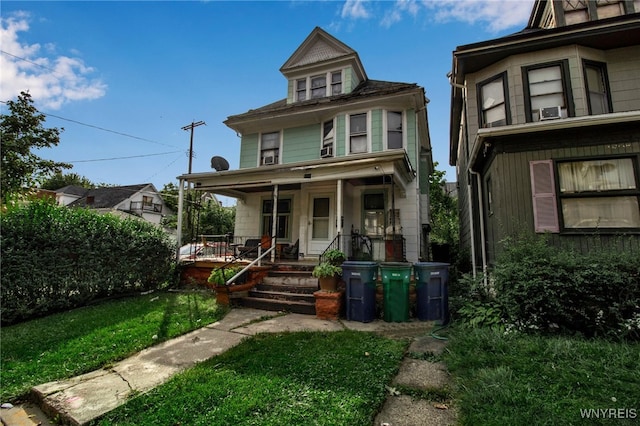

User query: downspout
[469,169,488,281]
[448,72,482,277]
[337,179,343,251]
[176,178,185,259]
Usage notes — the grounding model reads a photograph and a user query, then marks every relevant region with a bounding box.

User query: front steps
[236,264,319,315]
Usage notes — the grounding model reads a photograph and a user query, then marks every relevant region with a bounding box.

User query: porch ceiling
[177,151,415,200]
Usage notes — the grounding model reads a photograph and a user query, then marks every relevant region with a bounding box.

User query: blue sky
[1,0,534,206]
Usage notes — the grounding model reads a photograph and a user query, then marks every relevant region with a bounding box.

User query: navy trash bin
[342,261,378,323]
[414,262,450,323]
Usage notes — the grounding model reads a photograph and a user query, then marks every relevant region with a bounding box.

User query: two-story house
[449,0,640,273]
[57,183,171,226]
[179,27,432,262]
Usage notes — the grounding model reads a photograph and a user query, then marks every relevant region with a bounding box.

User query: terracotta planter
[314,289,344,320]
[318,275,338,292]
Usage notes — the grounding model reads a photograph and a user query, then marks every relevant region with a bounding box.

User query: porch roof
[177,150,415,200]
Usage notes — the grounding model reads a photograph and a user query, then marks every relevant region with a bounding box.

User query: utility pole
[181,120,206,174]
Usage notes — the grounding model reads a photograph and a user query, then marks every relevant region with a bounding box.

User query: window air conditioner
[263,156,275,165]
[539,106,562,121]
[320,146,333,158]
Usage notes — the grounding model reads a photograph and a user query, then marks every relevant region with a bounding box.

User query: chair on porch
[280,239,299,260]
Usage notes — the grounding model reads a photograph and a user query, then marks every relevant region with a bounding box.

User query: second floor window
[350,113,367,154]
[523,61,572,122]
[296,80,306,101]
[323,120,334,147]
[387,111,403,149]
[261,131,280,165]
[583,60,611,115]
[331,71,342,95]
[479,73,508,128]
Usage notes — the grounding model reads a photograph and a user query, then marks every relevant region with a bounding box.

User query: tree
[1,91,71,201]
[429,162,458,245]
[40,172,95,190]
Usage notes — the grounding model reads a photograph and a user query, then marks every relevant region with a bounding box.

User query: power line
[68,150,183,163]
[181,121,206,174]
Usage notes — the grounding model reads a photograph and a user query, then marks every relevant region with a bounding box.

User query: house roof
[67,184,152,209]
[56,185,90,197]
[224,79,424,129]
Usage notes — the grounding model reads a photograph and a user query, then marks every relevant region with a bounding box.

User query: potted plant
[312,262,342,292]
[323,249,346,266]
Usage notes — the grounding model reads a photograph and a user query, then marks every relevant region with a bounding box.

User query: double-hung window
[523,61,572,122]
[349,113,367,154]
[363,192,385,236]
[478,73,509,128]
[260,131,280,165]
[296,80,307,101]
[262,198,292,239]
[331,71,342,95]
[311,75,327,98]
[583,60,612,115]
[387,111,403,149]
[558,158,640,229]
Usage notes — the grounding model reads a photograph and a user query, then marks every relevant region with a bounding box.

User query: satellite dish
[210,156,230,171]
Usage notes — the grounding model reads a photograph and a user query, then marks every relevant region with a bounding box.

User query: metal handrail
[226,245,275,285]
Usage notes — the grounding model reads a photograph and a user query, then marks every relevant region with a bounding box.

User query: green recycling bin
[380,262,412,322]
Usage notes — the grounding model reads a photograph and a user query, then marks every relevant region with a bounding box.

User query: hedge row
[493,235,640,340]
[1,200,176,324]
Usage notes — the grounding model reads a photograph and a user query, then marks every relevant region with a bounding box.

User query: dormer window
[311,75,327,98]
[296,80,306,101]
[294,70,343,102]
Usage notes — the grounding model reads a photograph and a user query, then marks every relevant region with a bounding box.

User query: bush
[492,234,640,340]
[1,200,176,324]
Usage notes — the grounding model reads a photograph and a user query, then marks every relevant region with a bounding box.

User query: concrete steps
[236,264,318,315]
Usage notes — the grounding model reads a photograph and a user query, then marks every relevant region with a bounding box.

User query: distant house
[55,183,172,226]
[178,27,433,262]
[449,0,640,271]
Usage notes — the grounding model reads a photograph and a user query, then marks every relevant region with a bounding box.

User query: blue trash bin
[414,262,450,323]
[342,261,379,323]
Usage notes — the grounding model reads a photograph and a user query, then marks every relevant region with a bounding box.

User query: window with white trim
[478,73,509,128]
[331,71,342,95]
[363,192,385,236]
[311,75,327,99]
[262,198,292,239]
[349,113,367,154]
[294,70,343,102]
[260,131,280,166]
[296,80,306,101]
[523,61,572,122]
[387,111,403,149]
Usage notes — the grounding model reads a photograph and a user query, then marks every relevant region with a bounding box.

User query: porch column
[176,178,185,259]
[271,184,279,262]
[336,179,343,250]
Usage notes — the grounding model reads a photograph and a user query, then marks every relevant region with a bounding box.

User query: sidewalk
[1,308,456,426]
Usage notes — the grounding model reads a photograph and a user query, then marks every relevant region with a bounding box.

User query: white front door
[307,194,334,255]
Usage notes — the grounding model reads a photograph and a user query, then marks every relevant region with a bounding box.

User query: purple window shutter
[530,160,560,233]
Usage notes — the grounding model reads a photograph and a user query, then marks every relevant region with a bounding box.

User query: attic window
[331,71,342,95]
[311,75,326,98]
[296,80,306,101]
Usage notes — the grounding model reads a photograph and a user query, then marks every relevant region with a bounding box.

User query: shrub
[1,199,176,324]
[492,234,640,340]
[452,273,505,330]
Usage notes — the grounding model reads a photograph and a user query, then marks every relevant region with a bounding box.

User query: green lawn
[93,330,406,426]
[444,327,640,426]
[1,291,226,401]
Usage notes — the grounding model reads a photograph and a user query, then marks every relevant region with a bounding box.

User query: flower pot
[318,275,338,292]
[314,289,344,320]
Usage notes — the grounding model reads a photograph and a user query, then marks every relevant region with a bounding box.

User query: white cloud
[341,0,371,20]
[420,0,534,33]
[0,12,107,110]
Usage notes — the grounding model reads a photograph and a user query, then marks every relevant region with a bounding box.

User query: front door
[307,194,333,255]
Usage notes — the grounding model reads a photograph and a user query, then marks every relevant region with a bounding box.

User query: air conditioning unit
[539,106,562,121]
[262,156,275,165]
[320,146,333,158]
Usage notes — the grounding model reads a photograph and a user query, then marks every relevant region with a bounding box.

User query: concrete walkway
[1,308,456,426]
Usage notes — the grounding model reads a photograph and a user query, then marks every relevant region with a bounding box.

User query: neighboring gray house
[56,183,172,225]
[179,27,433,262]
[449,0,640,272]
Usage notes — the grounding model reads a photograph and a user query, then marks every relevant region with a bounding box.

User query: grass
[444,327,640,426]
[92,330,407,426]
[1,291,226,401]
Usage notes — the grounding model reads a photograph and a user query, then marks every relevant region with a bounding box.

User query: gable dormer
[280,27,367,104]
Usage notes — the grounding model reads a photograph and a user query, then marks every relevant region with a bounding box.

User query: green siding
[239,133,259,169]
[283,124,320,163]
[286,80,294,104]
[336,114,346,156]
[371,109,383,152]
[406,109,417,166]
